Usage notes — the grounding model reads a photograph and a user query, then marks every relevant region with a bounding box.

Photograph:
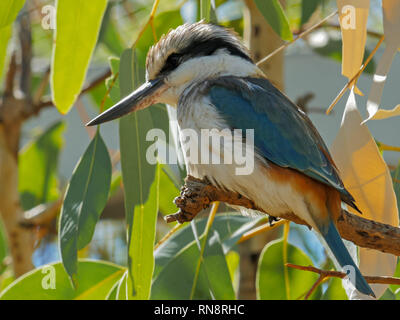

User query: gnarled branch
[165,175,400,257]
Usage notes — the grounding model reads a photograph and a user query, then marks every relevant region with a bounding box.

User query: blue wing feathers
[206,77,358,209]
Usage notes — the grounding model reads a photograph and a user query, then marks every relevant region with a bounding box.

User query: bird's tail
[319,221,375,298]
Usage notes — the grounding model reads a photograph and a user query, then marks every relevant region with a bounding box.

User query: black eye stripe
[157,35,253,77]
[159,53,183,74]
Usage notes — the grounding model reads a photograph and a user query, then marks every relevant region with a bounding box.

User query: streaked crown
[146,21,252,81]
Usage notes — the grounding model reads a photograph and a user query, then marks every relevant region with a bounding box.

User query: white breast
[176,93,310,220]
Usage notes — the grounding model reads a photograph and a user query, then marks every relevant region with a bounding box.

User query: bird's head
[87,21,262,126]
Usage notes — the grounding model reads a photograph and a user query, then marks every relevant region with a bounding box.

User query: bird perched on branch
[87,22,375,297]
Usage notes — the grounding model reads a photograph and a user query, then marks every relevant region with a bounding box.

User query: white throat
[158,53,264,106]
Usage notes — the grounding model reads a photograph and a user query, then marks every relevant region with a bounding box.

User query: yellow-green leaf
[0,0,25,28]
[253,0,293,41]
[256,239,321,300]
[0,260,124,300]
[0,25,12,81]
[51,0,107,114]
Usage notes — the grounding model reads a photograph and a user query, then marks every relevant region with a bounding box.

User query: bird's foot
[164,176,213,224]
[268,215,280,226]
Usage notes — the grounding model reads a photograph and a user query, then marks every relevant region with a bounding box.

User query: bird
[87,22,375,297]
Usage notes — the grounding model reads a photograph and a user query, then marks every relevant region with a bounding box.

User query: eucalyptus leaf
[59,130,111,281]
[321,277,348,300]
[119,48,159,299]
[0,25,12,81]
[154,214,266,277]
[0,260,124,300]
[0,0,25,28]
[19,121,65,210]
[257,239,321,300]
[51,0,107,113]
[151,230,235,300]
[253,0,293,41]
[300,0,323,26]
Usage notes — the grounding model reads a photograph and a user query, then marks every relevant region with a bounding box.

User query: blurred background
[0,0,399,299]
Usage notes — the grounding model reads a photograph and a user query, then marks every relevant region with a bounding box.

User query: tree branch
[286,263,400,300]
[30,69,112,117]
[286,263,400,286]
[166,175,400,257]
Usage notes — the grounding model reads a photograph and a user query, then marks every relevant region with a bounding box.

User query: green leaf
[200,0,211,22]
[151,230,235,300]
[115,271,128,300]
[51,0,107,114]
[300,0,323,26]
[127,164,160,299]
[89,81,115,112]
[226,251,240,294]
[321,277,348,300]
[390,259,400,299]
[0,25,12,81]
[154,214,266,277]
[199,230,236,299]
[0,0,25,28]
[105,278,119,300]
[391,161,400,218]
[0,260,124,300]
[158,165,180,215]
[98,4,125,56]
[253,0,293,41]
[59,130,112,281]
[380,288,397,300]
[105,57,121,104]
[19,121,65,210]
[118,48,159,299]
[136,9,184,61]
[256,239,321,300]
[0,218,7,268]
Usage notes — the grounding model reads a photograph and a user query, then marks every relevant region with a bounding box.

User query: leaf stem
[283,221,290,300]
[237,219,286,243]
[189,201,219,299]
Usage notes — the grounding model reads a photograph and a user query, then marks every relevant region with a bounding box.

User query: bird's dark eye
[159,53,182,75]
[167,53,181,65]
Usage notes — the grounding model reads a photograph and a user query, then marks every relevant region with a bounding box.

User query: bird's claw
[268,215,280,226]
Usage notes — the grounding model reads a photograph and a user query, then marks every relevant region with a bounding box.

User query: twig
[154,223,183,250]
[256,10,338,67]
[326,36,384,114]
[18,8,32,101]
[166,175,400,257]
[33,69,112,114]
[3,52,17,97]
[131,0,160,49]
[190,201,220,300]
[20,198,63,228]
[286,263,400,299]
[237,219,287,243]
[33,67,50,106]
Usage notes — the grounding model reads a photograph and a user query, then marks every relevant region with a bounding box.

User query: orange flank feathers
[267,163,342,223]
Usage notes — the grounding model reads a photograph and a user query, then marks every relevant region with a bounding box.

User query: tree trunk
[0,6,35,277]
[0,125,34,277]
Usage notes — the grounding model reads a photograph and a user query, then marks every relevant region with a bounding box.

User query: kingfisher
[87,22,375,297]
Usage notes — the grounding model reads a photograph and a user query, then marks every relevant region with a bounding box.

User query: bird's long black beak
[86,77,167,126]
